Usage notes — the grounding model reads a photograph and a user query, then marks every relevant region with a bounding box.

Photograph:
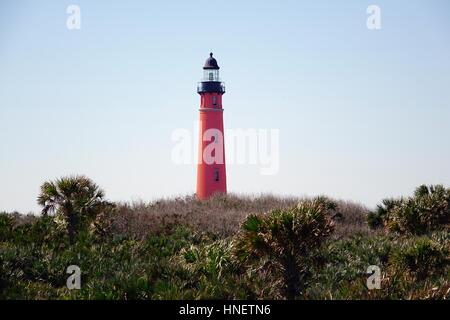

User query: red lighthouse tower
[196,53,227,200]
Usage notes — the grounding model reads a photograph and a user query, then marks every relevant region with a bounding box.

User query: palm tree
[37,175,110,244]
[236,197,336,299]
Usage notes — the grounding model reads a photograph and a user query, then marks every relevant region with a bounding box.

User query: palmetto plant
[0,213,14,242]
[388,185,450,234]
[390,237,449,281]
[236,197,336,299]
[367,198,403,229]
[37,175,111,244]
[369,185,450,235]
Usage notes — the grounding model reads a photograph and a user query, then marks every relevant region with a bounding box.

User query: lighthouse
[196,53,227,200]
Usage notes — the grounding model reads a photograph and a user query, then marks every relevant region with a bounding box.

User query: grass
[110,193,372,239]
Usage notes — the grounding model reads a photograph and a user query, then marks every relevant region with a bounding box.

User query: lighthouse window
[214,169,220,182]
[213,96,217,105]
[209,72,214,81]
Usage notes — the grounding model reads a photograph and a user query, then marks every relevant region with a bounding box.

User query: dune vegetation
[0,176,448,300]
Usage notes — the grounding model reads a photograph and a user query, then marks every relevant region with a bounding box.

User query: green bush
[390,237,449,281]
[0,213,14,242]
[367,198,402,229]
[367,212,383,229]
[369,185,450,235]
[37,175,114,244]
[10,216,67,247]
[2,188,449,300]
[235,197,336,299]
[169,239,247,299]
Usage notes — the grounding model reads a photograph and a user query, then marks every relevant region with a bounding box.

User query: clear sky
[1,0,450,213]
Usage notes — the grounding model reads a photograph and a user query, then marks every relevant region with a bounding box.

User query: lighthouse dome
[203,53,220,69]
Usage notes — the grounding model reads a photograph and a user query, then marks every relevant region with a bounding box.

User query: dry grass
[333,200,376,238]
[111,193,375,239]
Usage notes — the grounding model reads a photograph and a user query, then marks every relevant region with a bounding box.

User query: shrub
[0,213,14,242]
[390,237,449,281]
[37,175,114,244]
[369,185,450,235]
[8,216,66,247]
[174,239,246,299]
[367,212,383,229]
[235,197,336,299]
[3,192,448,300]
[367,198,402,229]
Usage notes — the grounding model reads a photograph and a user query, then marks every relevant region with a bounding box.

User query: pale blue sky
[1,0,449,213]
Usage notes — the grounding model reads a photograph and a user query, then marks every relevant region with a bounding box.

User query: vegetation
[37,176,114,244]
[0,178,449,300]
[368,185,450,235]
[236,197,335,298]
